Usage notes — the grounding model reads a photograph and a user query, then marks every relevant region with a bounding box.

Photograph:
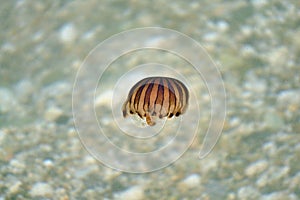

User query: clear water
[0,0,299,199]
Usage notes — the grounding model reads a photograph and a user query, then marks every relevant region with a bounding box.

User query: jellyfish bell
[122,76,189,126]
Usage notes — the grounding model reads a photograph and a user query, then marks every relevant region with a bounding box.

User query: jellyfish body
[122,76,189,126]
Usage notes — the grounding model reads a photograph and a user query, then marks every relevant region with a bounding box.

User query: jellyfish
[122,76,189,126]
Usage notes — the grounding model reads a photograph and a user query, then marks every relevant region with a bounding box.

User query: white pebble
[44,106,63,122]
[229,117,241,127]
[200,157,218,173]
[263,110,284,131]
[237,186,260,200]
[256,173,268,188]
[114,186,144,200]
[203,32,218,42]
[1,42,16,53]
[181,174,201,189]
[59,23,77,43]
[43,159,54,167]
[8,181,22,194]
[245,160,268,177]
[216,20,229,32]
[262,141,277,156]
[82,29,96,40]
[0,130,5,144]
[10,159,25,169]
[103,168,121,181]
[14,79,34,103]
[0,87,18,113]
[267,47,288,68]
[241,25,253,37]
[256,166,290,188]
[243,71,267,94]
[145,36,164,46]
[251,0,267,8]
[277,89,300,108]
[29,182,53,197]
[95,90,113,107]
[260,191,298,200]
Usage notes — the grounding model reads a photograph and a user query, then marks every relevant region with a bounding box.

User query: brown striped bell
[122,76,189,126]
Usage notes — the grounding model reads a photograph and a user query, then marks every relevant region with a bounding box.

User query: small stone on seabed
[59,23,77,43]
[29,182,53,197]
[277,89,300,108]
[10,159,25,170]
[8,181,22,194]
[216,20,229,31]
[104,168,121,181]
[14,79,34,102]
[251,0,267,8]
[180,174,201,189]
[263,111,284,131]
[237,186,260,200]
[0,87,18,113]
[44,106,63,122]
[43,159,54,167]
[95,90,113,107]
[260,191,298,200]
[245,160,268,177]
[114,186,144,200]
[203,32,218,42]
[1,42,16,53]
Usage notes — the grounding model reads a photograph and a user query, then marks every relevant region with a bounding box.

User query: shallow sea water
[0,0,300,199]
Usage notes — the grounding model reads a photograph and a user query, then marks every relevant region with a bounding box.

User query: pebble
[237,186,260,200]
[267,47,288,70]
[81,29,97,41]
[262,141,277,157]
[289,172,300,190]
[44,106,64,122]
[144,36,165,46]
[103,168,122,181]
[1,42,16,53]
[8,181,22,195]
[29,182,53,197]
[240,25,253,37]
[43,159,54,167]
[256,166,290,188]
[9,159,26,174]
[203,32,218,42]
[95,90,113,107]
[277,89,300,110]
[245,160,268,177]
[14,80,34,105]
[54,187,69,199]
[0,87,18,113]
[251,0,267,8]
[114,186,144,200]
[228,116,241,128]
[82,189,98,199]
[59,23,77,44]
[263,110,284,131]
[243,70,267,94]
[260,191,298,200]
[0,129,5,144]
[200,157,218,174]
[215,20,229,32]
[180,174,201,189]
